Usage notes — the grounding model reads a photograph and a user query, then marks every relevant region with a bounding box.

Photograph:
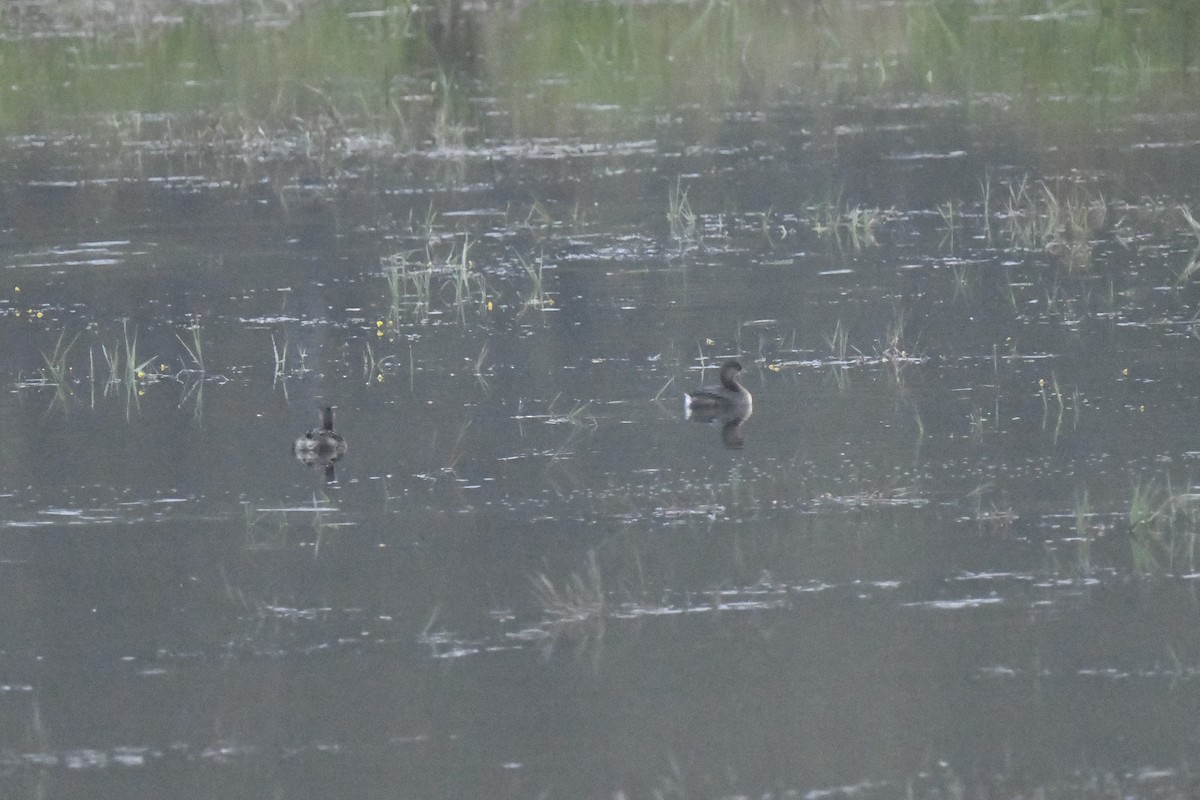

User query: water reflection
[685,406,752,449]
[293,405,348,483]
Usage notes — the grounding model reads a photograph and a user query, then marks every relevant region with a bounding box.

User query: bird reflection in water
[685,404,752,448]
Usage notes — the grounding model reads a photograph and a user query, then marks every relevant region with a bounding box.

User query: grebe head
[719,360,744,389]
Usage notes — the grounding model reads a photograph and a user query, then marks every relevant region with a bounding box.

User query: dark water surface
[4,2,1200,798]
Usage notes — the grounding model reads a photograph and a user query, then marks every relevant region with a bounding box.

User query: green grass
[517,251,550,314]
[381,234,487,322]
[449,235,486,317]
[1129,480,1170,573]
[176,318,205,374]
[1128,478,1200,575]
[37,324,165,412]
[119,320,157,391]
[1001,177,1106,268]
[0,0,1194,168]
[382,251,410,324]
[41,329,79,409]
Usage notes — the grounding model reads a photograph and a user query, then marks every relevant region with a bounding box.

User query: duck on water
[685,360,753,448]
[294,405,348,480]
[684,360,752,417]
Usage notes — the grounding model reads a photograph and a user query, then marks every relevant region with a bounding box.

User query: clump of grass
[448,235,486,317]
[879,306,914,381]
[382,234,486,321]
[965,482,1016,527]
[1175,205,1200,285]
[1002,177,1106,268]
[174,318,209,420]
[949,262,972,300]
[844,206,883,248]
[381,250,412,324]
[41,329,79,408]
[408,267,433,317]
[431,67,467,153]
[522,199,554,233]
[822,319,854,390]
[544,397,598,462]
[473,341,490,391]
[1130,480,1170,573]
[99,341,121,389]
[176,318,205,374]
[119,320,156,391]
[667,177,699,251]
[938,199,959,251]
[532,551,605,631]
[382,249,433,317]
[823,319,850,362]
[811,201,892,250]
[517,251,551,314]
[968,407,986,441]
[1128,478,1200,574]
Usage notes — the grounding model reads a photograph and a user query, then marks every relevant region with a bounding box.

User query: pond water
[4,1,1200,798]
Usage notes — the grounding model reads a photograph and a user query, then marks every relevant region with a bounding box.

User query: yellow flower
[35,311,43,319]
[486,300,493,311]
[376,373,383,382]
[377,330,384,337]
[376,320,383,328]
[136,370,145,379]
